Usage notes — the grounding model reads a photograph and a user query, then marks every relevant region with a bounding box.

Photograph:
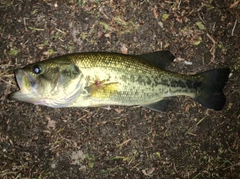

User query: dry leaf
[183,61,193,65]
[97,31,103,38]
[174,57,192,65]
[54,2,58,7]
[114,108,123,113]
[229,0,240,8]
[153,8,158,19]
[104,33,111,37]
[142,167,155,176]
[174,57,185,62]
[71,150,85,165]
[185,104,191,112]
[47,119,56,129]
[120,44,128,54]
[176,16,184,23]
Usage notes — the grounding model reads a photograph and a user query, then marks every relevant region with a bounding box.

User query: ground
[0,0,240,178]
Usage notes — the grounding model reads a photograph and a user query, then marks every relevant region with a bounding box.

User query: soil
[0,0,240,178]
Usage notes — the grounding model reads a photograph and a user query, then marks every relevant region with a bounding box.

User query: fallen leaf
[47,119,56,129]
[120,44,128,54]
[142,167,155,176]
[54,2,58,7]
[97,31,103,38]
[183,61,193,65]
[174,57,185,62]
[104,33,111,37]
[164,43,170,48]
[158,21,164,28]
[71,150,85,165]
[195,22,205,30]
[192,36,202,46]
[162,14,169,21]
[176,15,184,23]
[114,108,123,113]
[229,0,240,8]
[153,8,158,18]
[174,57,192,65]
[185,104,191,112]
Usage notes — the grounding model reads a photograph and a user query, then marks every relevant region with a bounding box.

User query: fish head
[9,60,83,108]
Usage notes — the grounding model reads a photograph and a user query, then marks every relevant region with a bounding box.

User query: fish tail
[194,67,230,111]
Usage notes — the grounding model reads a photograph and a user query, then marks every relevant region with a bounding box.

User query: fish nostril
[30,80,35,86]
[30,80,38,89]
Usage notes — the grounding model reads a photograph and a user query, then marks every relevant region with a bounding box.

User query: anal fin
[141,98,171,112]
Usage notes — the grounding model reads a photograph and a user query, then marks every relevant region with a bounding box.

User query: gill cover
[49,62,83,108]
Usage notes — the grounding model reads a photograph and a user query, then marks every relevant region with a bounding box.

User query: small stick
[206,33,216,62]
[231,19,237,36]
[118,138,131,147]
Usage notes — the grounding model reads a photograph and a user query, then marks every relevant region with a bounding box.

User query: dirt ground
[0,0,240,178]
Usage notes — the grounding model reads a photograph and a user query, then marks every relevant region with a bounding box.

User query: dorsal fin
[138,51,175,70]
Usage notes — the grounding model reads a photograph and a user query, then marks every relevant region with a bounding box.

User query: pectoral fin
[141,98,171,112]
[87,80,119,99]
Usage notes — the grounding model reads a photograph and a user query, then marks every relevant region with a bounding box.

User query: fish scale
[66,53,200,106]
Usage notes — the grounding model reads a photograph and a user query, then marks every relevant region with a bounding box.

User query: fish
[8,51,230,111]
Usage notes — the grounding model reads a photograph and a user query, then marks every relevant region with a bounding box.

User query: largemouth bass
[8,51,230,111]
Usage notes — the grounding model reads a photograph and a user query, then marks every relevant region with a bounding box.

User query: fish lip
[14,69,29,93]
[8,69,26,100]
[8,90,24,101]
[8,69,36,101]
[8,91,17,100]
[15,69,37,93]
[15,69,24,90]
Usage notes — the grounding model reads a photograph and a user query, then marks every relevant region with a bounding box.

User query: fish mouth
[8,69,37,102]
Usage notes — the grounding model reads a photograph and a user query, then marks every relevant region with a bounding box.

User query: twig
[231,19,237,36]
[177,0,182,9]
[118,138,131,147]
[130,161,142,171]
[223,162,240,170]
[0,78,16,87]
[206,33,216,62]
[196,116,207,126]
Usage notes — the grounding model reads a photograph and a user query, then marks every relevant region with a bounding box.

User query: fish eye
[32,65,41,74]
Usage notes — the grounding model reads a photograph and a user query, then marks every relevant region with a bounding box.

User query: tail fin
[194,67,230,111]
